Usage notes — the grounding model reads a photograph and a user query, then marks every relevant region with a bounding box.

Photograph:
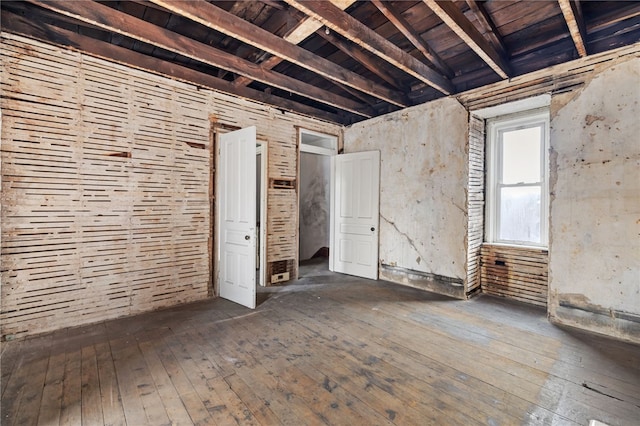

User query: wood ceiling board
[284,0,454,94]
[423,0,511,79]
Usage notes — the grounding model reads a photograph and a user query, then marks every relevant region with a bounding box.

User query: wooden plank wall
[480,245,548,307]
[0,33,341,339]
[465,114,484,297]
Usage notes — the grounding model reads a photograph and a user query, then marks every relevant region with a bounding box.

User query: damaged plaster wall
[344,97,469,298]
[299,152,330,260]
[549,57,640,343]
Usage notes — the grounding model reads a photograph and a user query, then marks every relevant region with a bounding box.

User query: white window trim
[485,108,550,248]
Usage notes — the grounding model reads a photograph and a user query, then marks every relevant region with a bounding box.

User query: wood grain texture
[481,244,548,306]
[2,260,639,425]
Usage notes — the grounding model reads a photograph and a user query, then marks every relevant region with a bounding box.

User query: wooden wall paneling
[480,245,548,307]
[465,114,485,297]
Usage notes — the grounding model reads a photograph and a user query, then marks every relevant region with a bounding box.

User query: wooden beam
[0,9,350,124]
[423,0,510,79]
[317,29,405,91]
[558,0,588,57]
[26,0,373,117]
[370,0,454,79]
[148,0,408,107]
[464,0,508,59]
[232,0,356,88]
[283,0,454,95]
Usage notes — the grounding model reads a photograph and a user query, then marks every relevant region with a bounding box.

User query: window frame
[485,108,550,248]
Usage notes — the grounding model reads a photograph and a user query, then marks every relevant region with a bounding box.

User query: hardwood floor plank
[36,350,65,426]
[95,341,126,426]
[59,349,83,425]
[153,338,215,425]
[2,261,639,426]
[109,337,162,426]
[137,340,195,425]
[81,345,105,425]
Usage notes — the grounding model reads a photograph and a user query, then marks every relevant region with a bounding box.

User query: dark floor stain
[386,409,396,420]
[322,376,337,393]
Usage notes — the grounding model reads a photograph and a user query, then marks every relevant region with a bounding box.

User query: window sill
[483,242,548,253]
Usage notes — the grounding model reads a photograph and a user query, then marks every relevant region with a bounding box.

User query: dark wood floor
[2,259,639,425]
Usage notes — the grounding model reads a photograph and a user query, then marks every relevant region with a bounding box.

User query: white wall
[344,97,469,298]
[299,152,330,260]
[548,57,640,342]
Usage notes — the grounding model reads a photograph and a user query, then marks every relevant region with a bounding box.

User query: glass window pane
[499,186,541,244]
[501,126,541,184]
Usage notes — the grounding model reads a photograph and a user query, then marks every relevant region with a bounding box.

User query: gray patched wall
[548,57,640,342]
[344,97,469,298]
[299,152,331,261]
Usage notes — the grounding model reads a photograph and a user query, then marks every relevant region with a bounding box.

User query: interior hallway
[2,261,639,425]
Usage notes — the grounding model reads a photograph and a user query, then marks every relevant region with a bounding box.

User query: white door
[218,126,256,309]
[331,151,380,280]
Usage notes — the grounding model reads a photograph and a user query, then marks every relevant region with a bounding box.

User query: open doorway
[298,129,337,276]
[256,142,267,287]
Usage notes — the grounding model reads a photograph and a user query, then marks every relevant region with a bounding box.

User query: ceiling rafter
[148,0,408,107]
[283,0,454,95]
[1,8,346,124]
[26,0,374,118]
[370,0,454,79]
[317,29,405,91]
[232,0,356,88]
[464,0,509,59]
[423,0,511,79]
[558,0,588,57]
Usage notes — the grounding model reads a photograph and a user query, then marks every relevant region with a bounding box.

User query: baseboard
[379,264,465,300]
[550,303,640,345]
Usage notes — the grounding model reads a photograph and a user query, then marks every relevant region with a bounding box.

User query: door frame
[297,128,338,278]
[256,142,268,287]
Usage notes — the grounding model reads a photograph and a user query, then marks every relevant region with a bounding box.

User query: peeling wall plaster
[299,152,330,260]
[344,97,469,290]
[549,57,640,342]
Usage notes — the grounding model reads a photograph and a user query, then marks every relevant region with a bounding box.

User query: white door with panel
[331,151,380,280]
[218,126,256,309]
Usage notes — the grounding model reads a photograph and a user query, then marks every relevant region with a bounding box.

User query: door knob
[245,235,250,240]
[371,227,375,232]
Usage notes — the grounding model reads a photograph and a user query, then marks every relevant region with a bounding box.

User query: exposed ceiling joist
[423,0,511,79]
[558,0,588,57]
[232,0,355,88]
[370,0,454,79]
[0,9,345,124]
[283,0,454,95]
[27,0,373,117]
[317,29,404,91]
[464,0,508,59]
[148,0,408,107]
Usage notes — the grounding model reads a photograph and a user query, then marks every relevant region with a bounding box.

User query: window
[486,109,549,247]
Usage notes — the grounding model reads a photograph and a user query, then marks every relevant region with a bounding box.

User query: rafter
[283,0,454,95]
[464,0,508,59]
[371,0,453,78]
[26,0,373,117]
[232,0,356,88]
[558,0,588,57]
[423,0,510,79]
[317,29,405,91]
[148,0,407,107]
[1,8,348,124]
